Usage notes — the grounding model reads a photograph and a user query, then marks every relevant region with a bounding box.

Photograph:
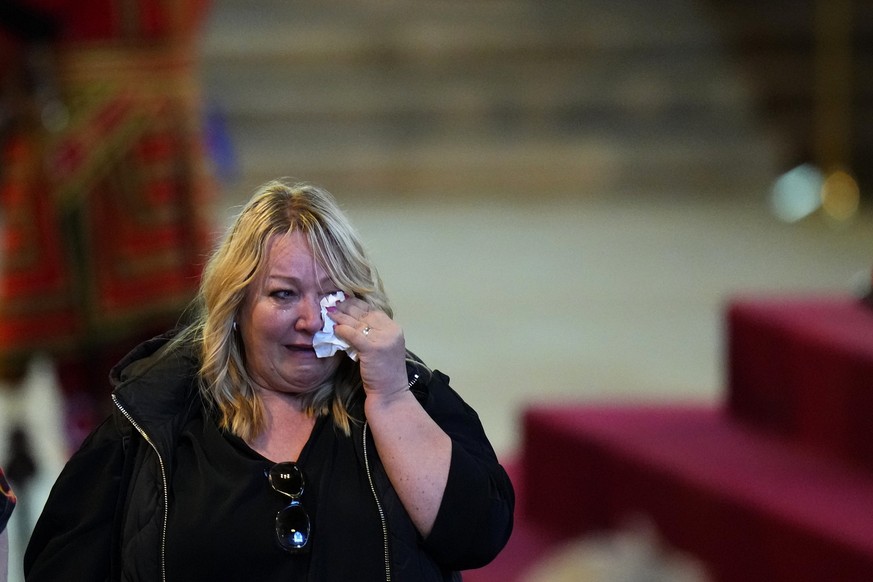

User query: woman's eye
[271,289,298,300]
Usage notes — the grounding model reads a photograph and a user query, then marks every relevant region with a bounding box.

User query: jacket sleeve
[417,370,515,570]
[23,414,128,581]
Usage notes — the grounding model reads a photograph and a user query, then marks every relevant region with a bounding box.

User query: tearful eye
[271,289,298,301]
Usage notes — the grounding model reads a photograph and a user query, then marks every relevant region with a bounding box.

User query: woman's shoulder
[110,329,203,434]
[405,354,466,412]
[111,329,199,387]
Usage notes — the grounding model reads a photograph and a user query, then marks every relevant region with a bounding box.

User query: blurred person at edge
[23,180,515,581]
[0,0,216,456]
[0,467,13,582]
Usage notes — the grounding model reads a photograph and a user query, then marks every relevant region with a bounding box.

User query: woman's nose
[295,296,323,333]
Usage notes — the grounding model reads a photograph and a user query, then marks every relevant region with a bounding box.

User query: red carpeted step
[519,404,873,582]
[727,295,873,471]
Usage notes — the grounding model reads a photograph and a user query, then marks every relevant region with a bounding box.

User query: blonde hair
[180,180,390,440]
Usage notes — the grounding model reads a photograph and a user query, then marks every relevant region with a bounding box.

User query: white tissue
[313,291,358,360]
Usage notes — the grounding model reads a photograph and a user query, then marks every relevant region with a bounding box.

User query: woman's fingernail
[326,306,337,313]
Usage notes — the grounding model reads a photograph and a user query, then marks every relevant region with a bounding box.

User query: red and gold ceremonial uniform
[0,0,215,445]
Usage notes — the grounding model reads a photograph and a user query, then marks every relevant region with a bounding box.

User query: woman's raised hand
[327,297,409,400]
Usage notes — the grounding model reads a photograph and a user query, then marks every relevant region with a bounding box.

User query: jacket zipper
[363,422,391,582]
[112,394,170,582]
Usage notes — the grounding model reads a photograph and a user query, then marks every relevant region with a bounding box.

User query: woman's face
[239,231,342,396]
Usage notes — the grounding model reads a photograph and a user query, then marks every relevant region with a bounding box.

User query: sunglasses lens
[268,462,310,552]
[269,462,304,497]
[276,501,310,552]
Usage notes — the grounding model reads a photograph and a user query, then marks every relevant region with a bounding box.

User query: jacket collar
[111,331,202,456]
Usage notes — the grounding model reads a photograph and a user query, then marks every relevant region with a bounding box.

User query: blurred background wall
[5,1,873,580]
[198,0,873,457]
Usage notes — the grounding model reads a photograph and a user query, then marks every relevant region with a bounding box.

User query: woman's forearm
[364,389,452,537]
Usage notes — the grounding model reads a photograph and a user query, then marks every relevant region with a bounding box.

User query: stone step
[201,0,724,65]
[230,128,775,199]
[202,51,753,122]
[199,0,778,197]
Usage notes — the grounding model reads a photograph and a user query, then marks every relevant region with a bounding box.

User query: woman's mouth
[285,343,316,353]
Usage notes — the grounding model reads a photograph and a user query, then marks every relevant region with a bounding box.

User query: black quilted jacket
[24,333,514,581]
